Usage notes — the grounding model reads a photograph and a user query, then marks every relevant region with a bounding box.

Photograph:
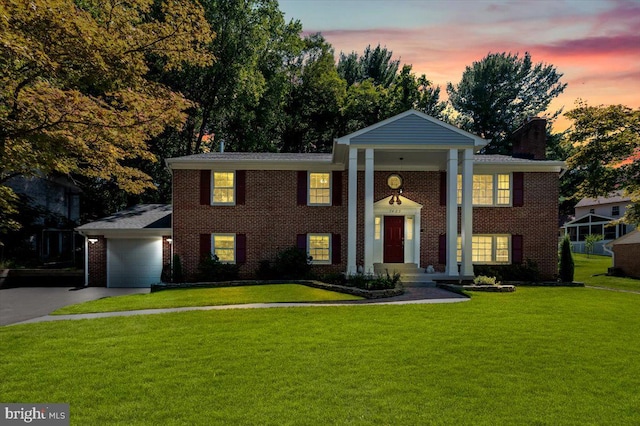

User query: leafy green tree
[447,52,567,154]
[584,234,604,258]
[338,44,399,88]
[282,34,346,152]
[0,0,213,229]
[565,103,640,225]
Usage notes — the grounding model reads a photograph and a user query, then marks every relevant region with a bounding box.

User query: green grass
[573,253,640,292]
[52,284,362,315]
[2,288,639,425]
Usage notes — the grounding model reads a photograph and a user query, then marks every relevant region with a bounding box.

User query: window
[309,172,331,205]
[212,172,235,204]
[406,216,414,240]
[612,206,620,216]
[375,217,381,240]
[212,234,235,263]
[457,174,511,206]
[457,235,511,264]
[308,233,331,264]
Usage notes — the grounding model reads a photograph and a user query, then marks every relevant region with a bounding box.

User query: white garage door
[108,238,163,287]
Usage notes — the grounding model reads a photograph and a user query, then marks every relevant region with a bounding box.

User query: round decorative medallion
[387,173,403,190]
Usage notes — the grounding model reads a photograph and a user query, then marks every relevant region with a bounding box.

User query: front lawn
[2,287,639,425]
[52,284,362,315]
[573,253,640,292]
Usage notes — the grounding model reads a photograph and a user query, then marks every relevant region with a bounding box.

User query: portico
[333,110,488,280]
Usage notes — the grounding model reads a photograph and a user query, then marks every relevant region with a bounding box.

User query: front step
[373,263,420,274]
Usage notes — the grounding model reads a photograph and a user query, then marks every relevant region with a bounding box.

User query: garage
[107,238,163,287]
[77,204,172,288]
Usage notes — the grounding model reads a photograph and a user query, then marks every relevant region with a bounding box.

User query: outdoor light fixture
[166,238,173,244]
[88,238,98,244]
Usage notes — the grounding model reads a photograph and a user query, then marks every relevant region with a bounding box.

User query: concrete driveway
[0,287,149,326]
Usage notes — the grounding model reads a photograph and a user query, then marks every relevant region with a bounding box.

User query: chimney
[512,117,547,160]
[220,141,225,153]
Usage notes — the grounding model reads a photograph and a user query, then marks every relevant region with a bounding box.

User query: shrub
[474,259,540,282]
[197,255,240,282]
[341,272,401,290]
[321,272,347,286]
[584,233,603,258]
[559,236,575,283]
[271,246,312,279]
[473,275,497,286]
[256,260,276,280]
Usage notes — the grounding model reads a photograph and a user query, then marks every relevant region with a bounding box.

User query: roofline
[166,158,341,171]
[335,109,490,148]
[76,228,171,238]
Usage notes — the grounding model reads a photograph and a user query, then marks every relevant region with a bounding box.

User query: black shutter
[513,172,524,207]
[332,171,342,206]
[438,234,446,264]
[512,235,523,264]
[297,234,307,251]
[297,171,307,206]
[332,233,341,265]
[200,170,211,205]
[236,234,246,264]
[236,170,246,205]
[200,234,211,260]
[439,172,447,206]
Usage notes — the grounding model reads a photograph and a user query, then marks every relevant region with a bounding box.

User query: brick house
[79,110,564,286]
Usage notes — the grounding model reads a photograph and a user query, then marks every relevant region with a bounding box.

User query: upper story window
[309,172,331,205]
[612,206,620,216]
[457,174,511,206]
[212,172,235,205]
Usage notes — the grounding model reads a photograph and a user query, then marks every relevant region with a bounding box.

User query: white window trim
[457,173,512,207]
[457,234,512,265]
[211,233,236,264]
[211,171,236,206]
[308,171,332,206]
[307,233,332,265]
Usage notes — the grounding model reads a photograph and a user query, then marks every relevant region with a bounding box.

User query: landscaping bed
[152,279,404,299]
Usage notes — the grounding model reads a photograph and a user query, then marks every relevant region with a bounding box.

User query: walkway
[7,286,468,326]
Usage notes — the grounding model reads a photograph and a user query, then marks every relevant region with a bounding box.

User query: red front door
[384,216,404,263]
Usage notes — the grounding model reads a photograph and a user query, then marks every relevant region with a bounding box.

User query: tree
[565,103,640,225]
[337,44,399,88]
[447,52,567,154]
[0,0,213,229]
[281,33,346,152]
[559,236,575,283]
[584,234,603,258]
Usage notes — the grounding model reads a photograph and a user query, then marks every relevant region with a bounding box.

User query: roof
[608,229,640,246]
[76,204,172,236]
[575,192,631,208]
[166,152,335,170]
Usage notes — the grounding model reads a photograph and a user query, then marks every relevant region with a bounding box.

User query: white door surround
[373,196,422,266]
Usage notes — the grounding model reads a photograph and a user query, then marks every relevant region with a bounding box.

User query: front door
[384,216,404,263]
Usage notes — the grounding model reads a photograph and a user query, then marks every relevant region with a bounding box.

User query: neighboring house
[5,174,82,264]
[562,193,634,255]
[80,110,564,287]
[607,230,640,279]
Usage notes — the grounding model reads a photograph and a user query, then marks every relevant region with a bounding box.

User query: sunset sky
[279,0,640,131]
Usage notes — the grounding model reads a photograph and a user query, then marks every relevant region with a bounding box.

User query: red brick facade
[173,169,560,280]
[613,244,640,278]
[87,236,107,287]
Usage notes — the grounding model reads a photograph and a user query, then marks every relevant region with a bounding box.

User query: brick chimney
[512,117,547,160]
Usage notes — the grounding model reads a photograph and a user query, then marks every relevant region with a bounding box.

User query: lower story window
[457,235,511,264]
[308,233,331,264]
[212,234,236,263]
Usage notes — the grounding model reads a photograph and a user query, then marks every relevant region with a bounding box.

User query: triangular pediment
[336,110,487,148]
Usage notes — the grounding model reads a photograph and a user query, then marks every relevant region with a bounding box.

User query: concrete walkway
[5,286,468,326]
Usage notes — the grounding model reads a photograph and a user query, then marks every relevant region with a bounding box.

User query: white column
[84,236,89,286]
[414,213,421,267]
[364,148,375,274]
[347,148,358,275]
[461,148,474,278]
[446,149,458,277]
